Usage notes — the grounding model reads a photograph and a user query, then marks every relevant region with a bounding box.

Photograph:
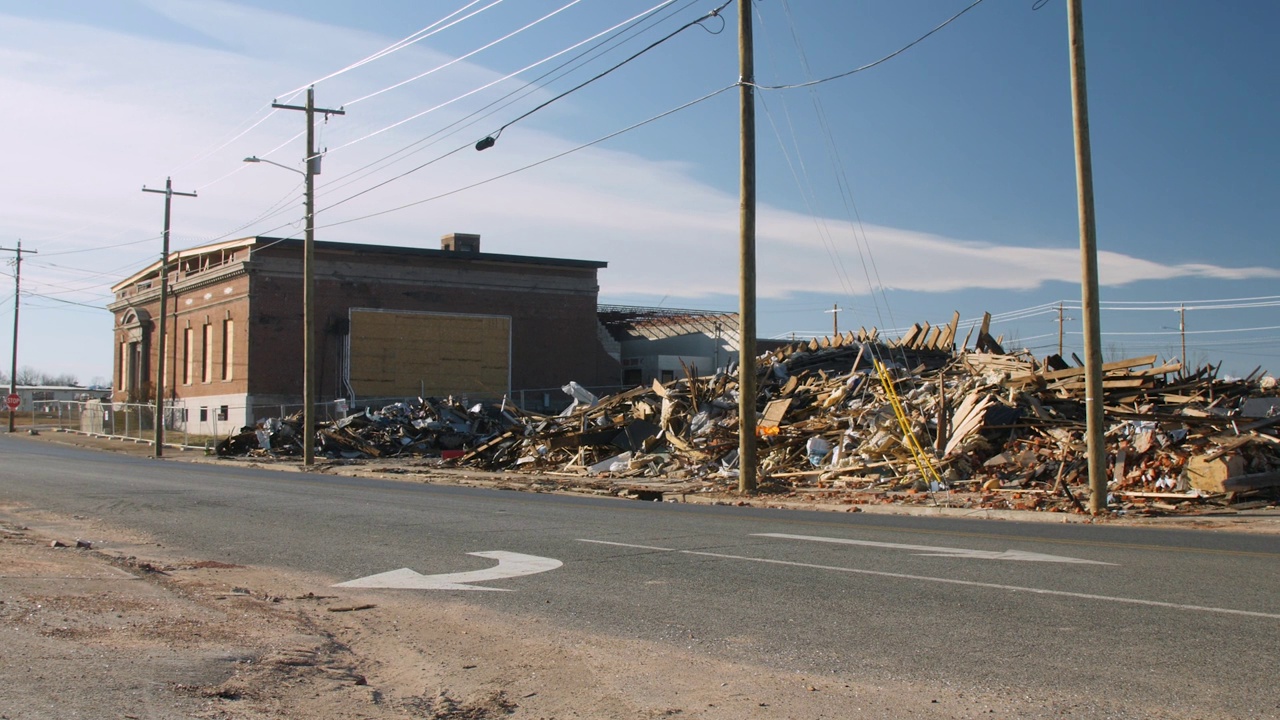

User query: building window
[183,328,193,385]
[221,319,234,381]
[217,405,228,421]
[199,407,208,422]
[660,370,675,383]
[202,323,213,383]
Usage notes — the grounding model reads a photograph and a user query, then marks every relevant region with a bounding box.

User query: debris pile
[216,397,521,459]
[216,314,1280,515]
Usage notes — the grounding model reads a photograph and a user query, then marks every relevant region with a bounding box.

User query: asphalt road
[2,434,1278,717]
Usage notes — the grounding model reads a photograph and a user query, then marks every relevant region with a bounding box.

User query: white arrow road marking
[334,551,562,591]
[754,533,1116,565]
[577,540,1280,620]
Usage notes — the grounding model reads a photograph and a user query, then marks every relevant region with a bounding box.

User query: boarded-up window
[202,324,213,383]
[183,328,193,385]
[221,319,234,381]
[347,310,510,399]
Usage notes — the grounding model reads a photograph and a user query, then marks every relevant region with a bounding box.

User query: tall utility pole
[1057,301,1065,357]
[1178,304,1186,367]
[272,87,343,466]
[1067,0,1107,514]
[737,0,758,494]
[2,241,35,433]
[142,178,197,457]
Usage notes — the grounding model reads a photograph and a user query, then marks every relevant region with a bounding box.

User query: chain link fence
[34,383,630,449]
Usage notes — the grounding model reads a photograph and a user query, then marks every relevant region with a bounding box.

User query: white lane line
[754,532,1117,565]
[577,539,1280,620]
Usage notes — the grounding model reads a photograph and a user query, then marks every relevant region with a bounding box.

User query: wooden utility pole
[1067,0,1107,514]
[1057,301,1065,357]
[272,87,344,467]
[142,178,196,457]
[1,241,35,433]
[737,0,758,494]
[1178,304,1186,366]
[826,304,841,338]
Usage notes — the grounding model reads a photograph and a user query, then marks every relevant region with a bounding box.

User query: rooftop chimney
[441,233,480,252]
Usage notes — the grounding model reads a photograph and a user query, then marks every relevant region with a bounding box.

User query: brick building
[108,234,620,434]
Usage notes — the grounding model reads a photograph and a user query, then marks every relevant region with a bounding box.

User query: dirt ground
[2,430,1277,719]
[2,504,1108,720]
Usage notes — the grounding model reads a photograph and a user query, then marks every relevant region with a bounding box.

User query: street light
[243,153,316,465]
[243,156,303,176]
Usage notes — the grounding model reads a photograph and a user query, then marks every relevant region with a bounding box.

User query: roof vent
[441,233,480,252]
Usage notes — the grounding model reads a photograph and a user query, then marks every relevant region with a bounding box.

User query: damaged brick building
[108,233,621,435]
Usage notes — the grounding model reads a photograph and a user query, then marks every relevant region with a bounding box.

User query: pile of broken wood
[216,396,518,459]
[216,317,1280,516]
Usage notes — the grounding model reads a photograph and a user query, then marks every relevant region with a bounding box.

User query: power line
[473,0,733,148]
[325,0,689,156]
[19,292,109,312]
[752,0,989,91]
[341,0,591,109]
[35,235,162,257]
[281,0,507,100]
[318,84,736,228]
[311,0,698,211]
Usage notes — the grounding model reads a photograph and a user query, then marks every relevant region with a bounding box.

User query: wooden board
[348,309,510,398]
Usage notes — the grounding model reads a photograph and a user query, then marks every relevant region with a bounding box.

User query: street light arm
[243,156,304,176]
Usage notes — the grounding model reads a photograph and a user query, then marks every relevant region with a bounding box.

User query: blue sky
[0,0,1276,385]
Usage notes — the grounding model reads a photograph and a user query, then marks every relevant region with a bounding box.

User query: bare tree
[15,366,42,385]
[8,367,82,387]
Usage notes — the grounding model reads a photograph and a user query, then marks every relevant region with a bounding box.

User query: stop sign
[4,394,19,411]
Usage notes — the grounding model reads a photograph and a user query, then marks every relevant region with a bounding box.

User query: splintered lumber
[900,323,925,349]
[460,428,518,463]
[944,391,996,457]
[1040,355,1160,383]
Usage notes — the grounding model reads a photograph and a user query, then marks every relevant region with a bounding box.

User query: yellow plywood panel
[349,310,510,398]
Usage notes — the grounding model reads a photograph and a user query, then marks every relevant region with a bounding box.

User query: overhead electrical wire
[279,0,506,99]
[184,2,510,189]
[313,1,699,214]
[35,235,162,257]
[341,0,589,108]
[753,0,988,91]
[159,1,710,248]
[1096,324,1280,337]
[317,84,736,229]
[763,0,896,337]
[316,0,693,197]
[473,0,733,146]
[326,0,687,156]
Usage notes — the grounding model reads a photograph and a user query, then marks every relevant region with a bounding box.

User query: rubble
[216,396,522,459]
[216,314,1280,517]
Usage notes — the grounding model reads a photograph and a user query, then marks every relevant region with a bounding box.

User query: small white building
[7,385,110,412]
